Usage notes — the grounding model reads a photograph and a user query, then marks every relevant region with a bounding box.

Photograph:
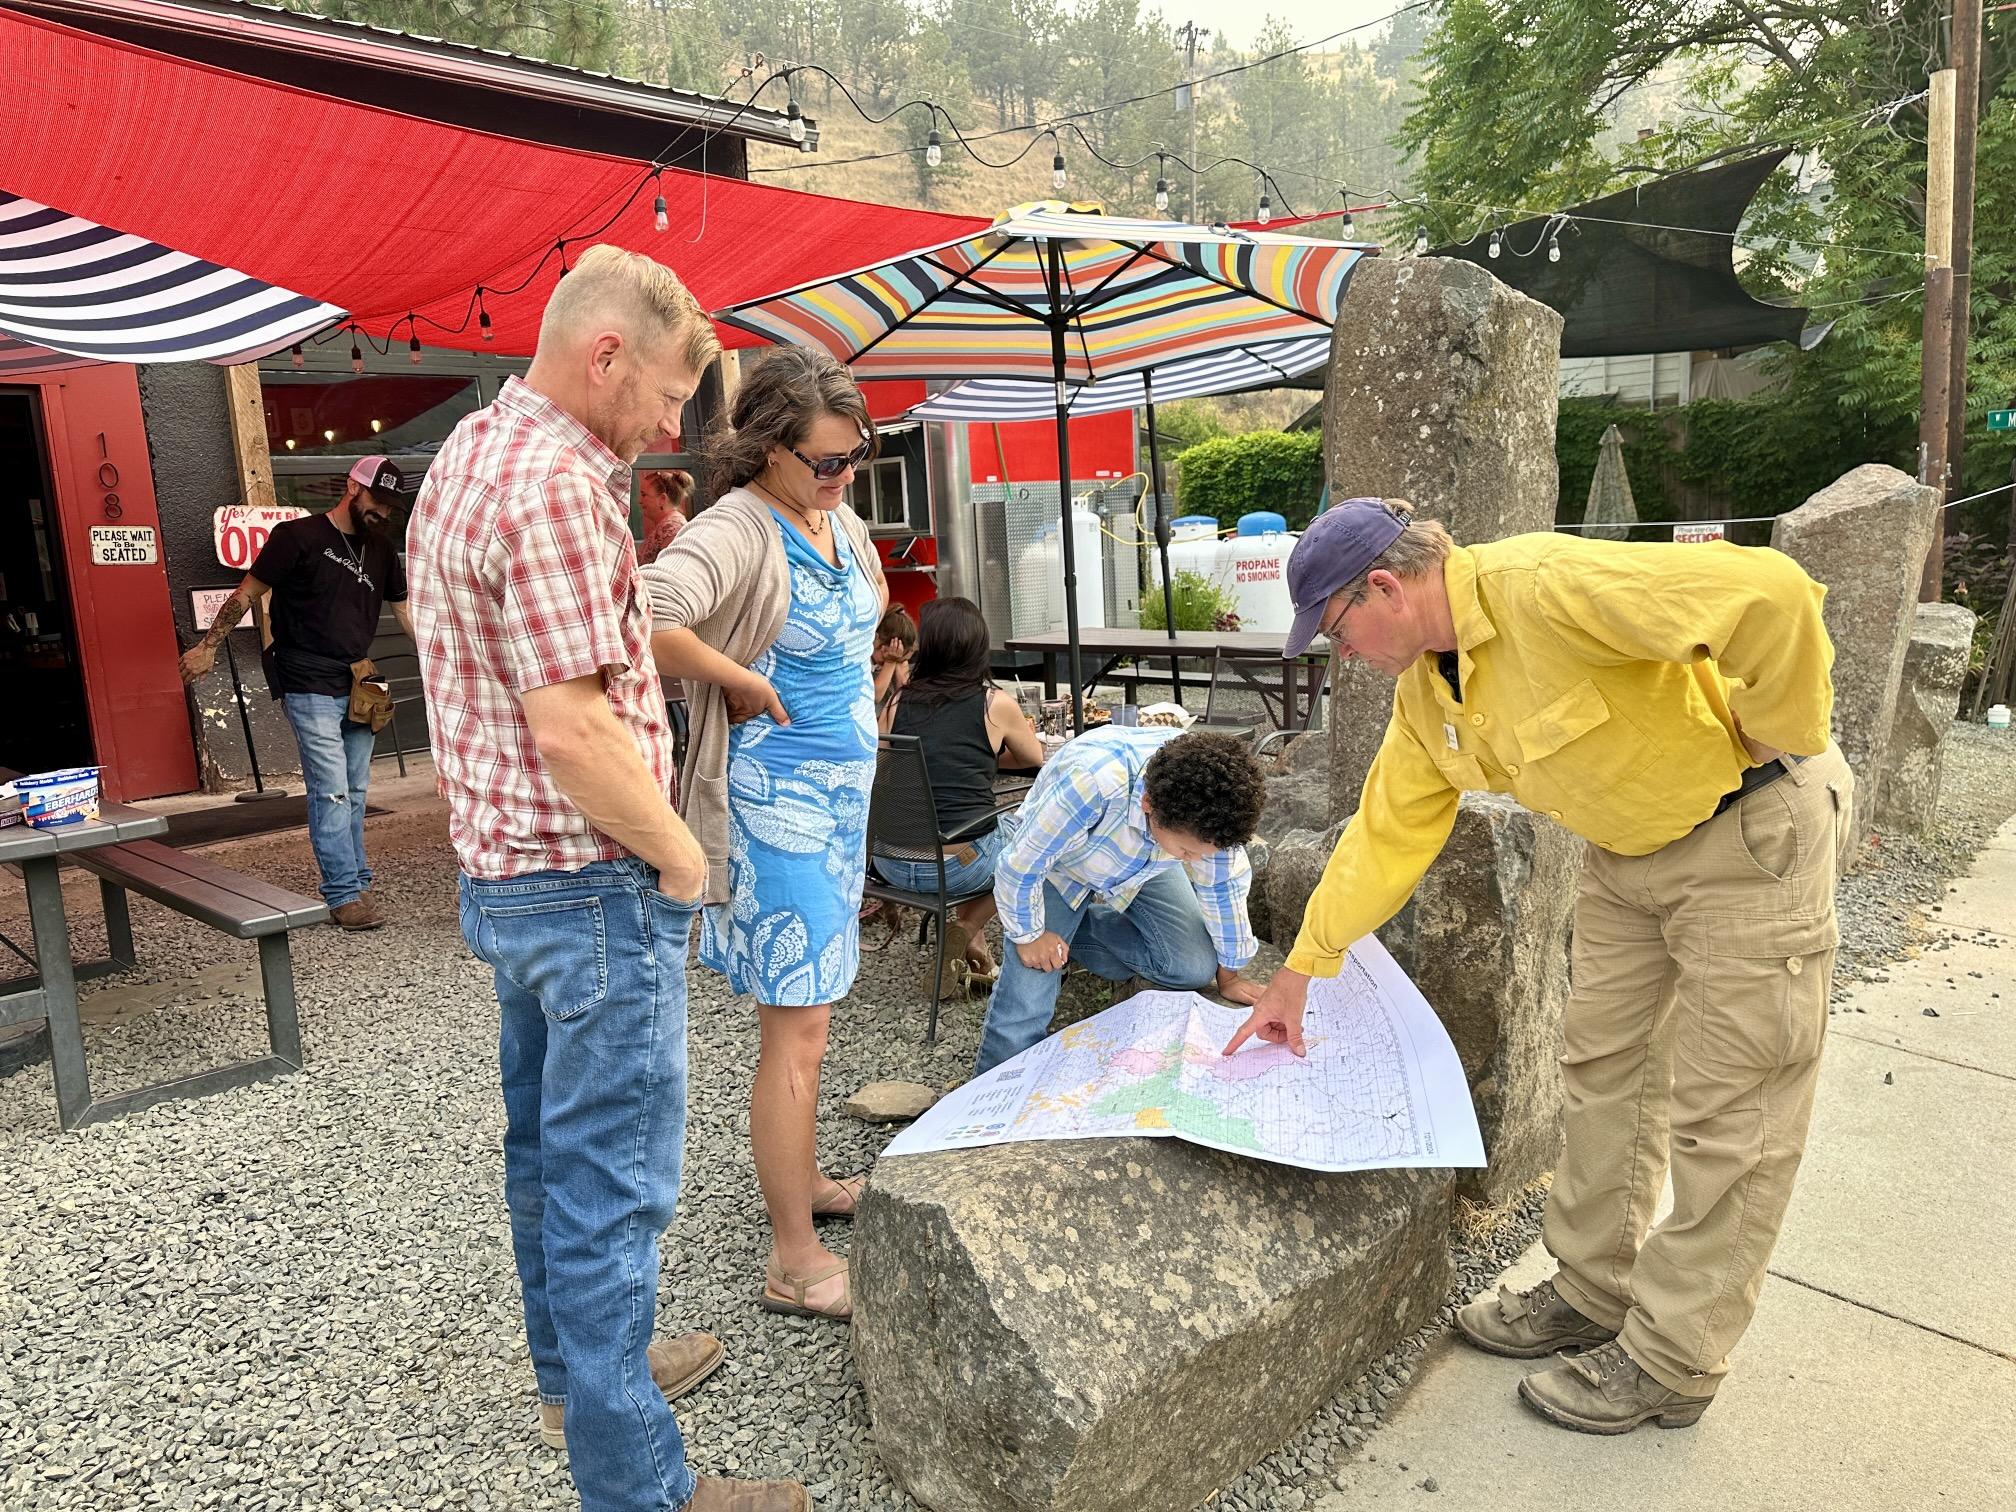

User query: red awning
[0,8,987,357]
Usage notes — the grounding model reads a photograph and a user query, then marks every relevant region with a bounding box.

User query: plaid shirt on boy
[407,376,674,879]
[994,725,1256,969]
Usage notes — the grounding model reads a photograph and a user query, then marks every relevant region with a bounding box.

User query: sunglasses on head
[788,440,871,481]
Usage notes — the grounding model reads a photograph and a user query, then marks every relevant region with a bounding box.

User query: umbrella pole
[1049,314,1088,734]
[1141,371,1181,704]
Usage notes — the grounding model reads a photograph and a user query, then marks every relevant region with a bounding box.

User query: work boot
[685,1477,810,1512]
[1454,1275,1617,1359]
[329,897,384,931]
[536,1332,727,1449]
[1517,1340,1714,1435]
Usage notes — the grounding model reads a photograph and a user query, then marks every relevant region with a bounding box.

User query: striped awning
[904,333,1332,423]
[717,204,1370,384]
[0,192,345,372]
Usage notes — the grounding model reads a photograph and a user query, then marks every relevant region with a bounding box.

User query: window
[848,458,909,531]
[259,371,479,457]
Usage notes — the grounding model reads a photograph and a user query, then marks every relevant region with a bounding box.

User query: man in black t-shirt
[181,457,413,930]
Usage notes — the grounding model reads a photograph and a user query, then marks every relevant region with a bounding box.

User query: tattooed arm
[178,573,270,684]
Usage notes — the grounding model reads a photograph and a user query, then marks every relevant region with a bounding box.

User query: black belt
[1706,757,1796,824]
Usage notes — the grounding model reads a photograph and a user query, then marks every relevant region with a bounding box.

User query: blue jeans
[281,692,375,908]
[459,858,700,1512]
[871,824,1006,899]
[974,865,1221,1076]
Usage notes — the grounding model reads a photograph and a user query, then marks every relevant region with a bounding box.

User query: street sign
[1987,409,2016,432]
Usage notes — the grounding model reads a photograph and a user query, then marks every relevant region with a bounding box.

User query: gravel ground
[1,721,2010,1512]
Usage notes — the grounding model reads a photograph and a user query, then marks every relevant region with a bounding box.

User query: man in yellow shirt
[1226,498,1851,1435]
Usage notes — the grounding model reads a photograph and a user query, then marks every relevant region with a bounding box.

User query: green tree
[320,0,622,68]
[1401,1,2016,519]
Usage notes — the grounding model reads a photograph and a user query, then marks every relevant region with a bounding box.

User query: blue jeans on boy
[459,858,701,1512]
[281,692,375,908]
[973,865,1221,1077]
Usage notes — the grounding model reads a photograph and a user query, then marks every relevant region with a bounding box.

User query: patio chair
[862,734,1021,1044]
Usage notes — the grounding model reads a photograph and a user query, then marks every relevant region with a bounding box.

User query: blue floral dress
[700,512,880,1005]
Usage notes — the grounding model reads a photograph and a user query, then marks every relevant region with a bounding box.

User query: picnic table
[0,787,169,1125]
[0,767,324,1130]
[1001,629,1331,732]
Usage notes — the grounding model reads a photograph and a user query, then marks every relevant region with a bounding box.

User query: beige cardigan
[640,487,886,905]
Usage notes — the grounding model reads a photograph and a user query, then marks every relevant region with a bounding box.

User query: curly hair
[1141,732,1266,850]
[705,345,877,495]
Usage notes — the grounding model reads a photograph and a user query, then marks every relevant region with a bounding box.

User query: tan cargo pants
[1546,742,1854,1397]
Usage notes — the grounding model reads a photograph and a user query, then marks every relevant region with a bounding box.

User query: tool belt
[348,658,395,733]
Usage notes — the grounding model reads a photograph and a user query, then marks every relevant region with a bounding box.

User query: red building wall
[968,410,1135,485]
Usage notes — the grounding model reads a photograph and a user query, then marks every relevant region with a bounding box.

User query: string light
[1052,134,1067,191]
[477,289,493,343]
[349,330,363,374]
[1257,186,1273,226]
[785,91,806,145]
[1548,229,1562,263]
[1414,223,1429,255]
[653,170,669,233]
[289,343,305,370]
[408,323,423,365]
[1488,228,1503,259]
[925,126,943,169]
[1155,155,1170,214]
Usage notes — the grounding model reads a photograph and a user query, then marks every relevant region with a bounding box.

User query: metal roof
[7,0,818,150]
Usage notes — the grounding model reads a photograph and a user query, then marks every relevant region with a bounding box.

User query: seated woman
[875,596,1043,984]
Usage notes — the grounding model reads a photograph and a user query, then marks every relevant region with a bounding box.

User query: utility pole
[1922,0,1984,601]
[1176,21,1208,222]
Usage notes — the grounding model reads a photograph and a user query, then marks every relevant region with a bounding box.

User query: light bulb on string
[786,96,806,144]
[925,125,942,169]
[349,334,364,374]
[1155,156,1170,214]
[478,290,493,343]
[1052,142,1067,192]
[1257,190,1272,226]
[289,343,305,370]
[1414,223,1429,256]
[1340,200,1355,237]
[408,328,423,365]
[653,187,669,234]
[1548,231,1562,263]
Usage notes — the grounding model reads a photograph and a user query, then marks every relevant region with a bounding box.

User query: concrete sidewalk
[1318,821,2016,1512]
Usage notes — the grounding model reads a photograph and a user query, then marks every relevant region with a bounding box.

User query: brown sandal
[761,1258,852,1322]
[810,1173,867,1219]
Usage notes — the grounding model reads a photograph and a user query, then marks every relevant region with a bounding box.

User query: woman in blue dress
[644,349,886,1323]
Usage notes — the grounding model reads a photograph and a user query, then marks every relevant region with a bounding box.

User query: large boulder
[1769,464,1941,851]
[1262,820,1345,949]
[1256,733,1333,846]
[1874,601,1977,836]
[854,1142,1451,1512]
[1376,794,1580,1206]
[1323,257,1563,821]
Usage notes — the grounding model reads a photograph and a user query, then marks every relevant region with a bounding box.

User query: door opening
[0,390,94,774]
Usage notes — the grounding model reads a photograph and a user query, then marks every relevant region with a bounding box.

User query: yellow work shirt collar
[1425,545,1498,700]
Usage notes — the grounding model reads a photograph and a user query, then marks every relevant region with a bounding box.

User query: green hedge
[1173,430,1325,530]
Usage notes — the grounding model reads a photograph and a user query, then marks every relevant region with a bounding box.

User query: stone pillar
[1875,601,1977,836]
[1378,794,1580,1206]
[1323,255,1565,820]
[1769,465,1941,850]
[1306,258,1576,1204]
[854,1143,1451,1512]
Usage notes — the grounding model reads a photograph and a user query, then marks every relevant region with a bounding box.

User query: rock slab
[1323,256,1564,823]
[854,1141,1452,1512]
[1770,464,1940,852]
[1263,820,1345,949]
[844,1081,940,1123]
[1377,794,1579,1206]
[1874,601,1977,837]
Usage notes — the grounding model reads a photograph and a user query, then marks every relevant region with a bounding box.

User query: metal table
[0,787,169,1127]
[1001,629,1331,731]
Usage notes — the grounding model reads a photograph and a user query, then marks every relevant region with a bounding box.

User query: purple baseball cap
[1282,497,1412,657]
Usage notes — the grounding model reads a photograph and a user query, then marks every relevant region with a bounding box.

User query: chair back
[867,734,947,867]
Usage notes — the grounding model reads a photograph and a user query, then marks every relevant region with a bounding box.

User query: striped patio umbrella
[718,203,1372,727]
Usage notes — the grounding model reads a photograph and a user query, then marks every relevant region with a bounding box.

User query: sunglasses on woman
[788,441,871,482]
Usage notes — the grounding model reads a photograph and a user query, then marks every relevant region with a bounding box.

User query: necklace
[753,479,826,536]
[331,513,364,566]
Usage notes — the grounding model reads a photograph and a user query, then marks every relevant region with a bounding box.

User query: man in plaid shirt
[410,246,808,1512]
[973,726,1269,1075]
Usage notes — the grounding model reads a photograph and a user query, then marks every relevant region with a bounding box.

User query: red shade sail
[0,8,987,357]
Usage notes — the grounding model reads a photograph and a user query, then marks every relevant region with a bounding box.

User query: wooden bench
[60,839,328,1126]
